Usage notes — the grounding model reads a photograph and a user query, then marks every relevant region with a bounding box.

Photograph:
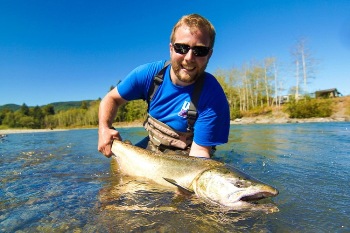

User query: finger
[103,144,113,158]
[110,128,122,141]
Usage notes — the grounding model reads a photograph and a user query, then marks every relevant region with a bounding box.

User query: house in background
[315,88,342,98]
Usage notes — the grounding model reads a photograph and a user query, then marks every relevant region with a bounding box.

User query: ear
[207,48,213,60]
[169,43,173,56]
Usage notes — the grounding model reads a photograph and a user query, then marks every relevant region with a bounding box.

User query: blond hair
[170,14,216,48]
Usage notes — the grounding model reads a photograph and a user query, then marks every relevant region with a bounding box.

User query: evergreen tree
[42,104,55,115]
[20,103,30,116]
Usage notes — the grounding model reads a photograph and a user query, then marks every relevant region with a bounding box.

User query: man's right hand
[98,126,122,158]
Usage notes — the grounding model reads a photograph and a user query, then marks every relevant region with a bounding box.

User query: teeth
[183,66,195,70]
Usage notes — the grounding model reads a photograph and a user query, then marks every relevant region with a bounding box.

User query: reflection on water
[1,123,350,232]
[97,162,278,232]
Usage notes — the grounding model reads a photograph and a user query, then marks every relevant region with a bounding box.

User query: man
[98,14,230,158]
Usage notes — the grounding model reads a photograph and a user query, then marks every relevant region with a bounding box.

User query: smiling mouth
[181,65,195,71]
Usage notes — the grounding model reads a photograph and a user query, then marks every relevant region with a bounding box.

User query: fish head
[193,166,279,208]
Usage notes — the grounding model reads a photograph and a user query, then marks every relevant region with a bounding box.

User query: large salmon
[111,140,278,209]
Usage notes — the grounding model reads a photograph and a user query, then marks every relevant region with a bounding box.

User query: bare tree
[291,38,318,99]
[263,57,277,107]
[295,58,300,100]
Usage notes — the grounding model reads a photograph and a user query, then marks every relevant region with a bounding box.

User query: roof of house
[315,88,340,94]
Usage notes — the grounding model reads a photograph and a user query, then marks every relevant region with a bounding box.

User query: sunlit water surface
[1,122,349,232]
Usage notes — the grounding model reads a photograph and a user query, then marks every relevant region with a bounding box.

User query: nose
[184,48,195,61]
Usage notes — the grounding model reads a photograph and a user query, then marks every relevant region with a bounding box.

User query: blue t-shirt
[117,60,230,146]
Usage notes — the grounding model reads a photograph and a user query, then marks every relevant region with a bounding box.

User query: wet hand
[98,127,122,158]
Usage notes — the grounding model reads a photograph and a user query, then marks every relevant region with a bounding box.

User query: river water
[0,122,349,232]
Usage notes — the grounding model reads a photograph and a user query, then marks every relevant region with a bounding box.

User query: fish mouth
[240,190,279,202]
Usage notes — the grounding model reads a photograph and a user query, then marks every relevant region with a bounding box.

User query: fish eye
[235,181,244,188]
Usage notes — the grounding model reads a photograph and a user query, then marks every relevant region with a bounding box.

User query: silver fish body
[111,140,278,208]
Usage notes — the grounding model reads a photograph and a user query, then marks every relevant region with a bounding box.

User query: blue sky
[1,0,349,106]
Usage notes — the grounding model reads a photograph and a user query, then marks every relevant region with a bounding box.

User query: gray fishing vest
[144,114,193,149]
[143,62,205,150]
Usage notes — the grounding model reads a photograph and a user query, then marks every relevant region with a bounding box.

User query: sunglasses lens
[173,43,190,54]
[193,47,210,57]
[173,43,210,57]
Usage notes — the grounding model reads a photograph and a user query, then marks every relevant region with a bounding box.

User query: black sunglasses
[172,43,211,57]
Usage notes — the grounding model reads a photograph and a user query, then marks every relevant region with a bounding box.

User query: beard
[172,61,207,84]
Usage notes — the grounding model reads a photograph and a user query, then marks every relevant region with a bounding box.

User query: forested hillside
[0,100,95,112]
[0,99,148,129]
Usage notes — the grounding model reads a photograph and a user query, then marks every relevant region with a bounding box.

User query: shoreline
[1,116,348,135]
[0,128,70,135]
[230,116,349,125]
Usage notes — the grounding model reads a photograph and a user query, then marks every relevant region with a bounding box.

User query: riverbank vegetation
[0,94,348,130]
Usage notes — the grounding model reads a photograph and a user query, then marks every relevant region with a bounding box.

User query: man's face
[170,25,212,86]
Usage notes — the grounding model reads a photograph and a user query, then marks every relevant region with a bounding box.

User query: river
[1,122,349,232]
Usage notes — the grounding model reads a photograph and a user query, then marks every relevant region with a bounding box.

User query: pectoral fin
[163,177,194,194]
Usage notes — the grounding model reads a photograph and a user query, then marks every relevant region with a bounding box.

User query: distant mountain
[0,100,97,112]
[0,104,21,111]
[49,100,96,112]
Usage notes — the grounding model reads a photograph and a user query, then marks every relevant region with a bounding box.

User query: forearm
[98,95,118,129]
[98,90,127,157]
[189,141,211,158]
[98,89,127,127]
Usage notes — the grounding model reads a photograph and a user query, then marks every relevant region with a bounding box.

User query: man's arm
[189,141,211,158]
[98,88,128,157]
